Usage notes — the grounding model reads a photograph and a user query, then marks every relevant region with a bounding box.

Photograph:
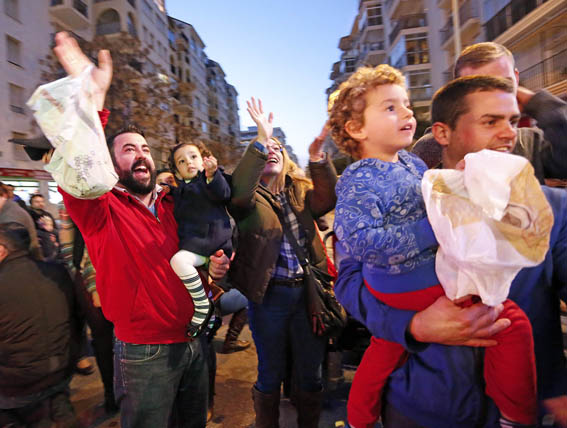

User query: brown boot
[252,386,280,428]
[296,389,323,428]
[221,308,251,354]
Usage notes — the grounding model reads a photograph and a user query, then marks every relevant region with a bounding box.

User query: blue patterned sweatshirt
[334,150,439,293]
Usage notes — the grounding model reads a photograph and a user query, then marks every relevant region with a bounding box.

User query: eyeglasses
[267,141,283,153]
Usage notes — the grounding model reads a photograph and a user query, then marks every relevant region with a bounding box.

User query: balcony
[358,41,387,66]
[386,0,421,20]
[519,49,567,92]
[409,86,434,102]
[389,14,427,45]
[440,0,480,46]
[339,35,353,51]
[49,0,89,30]
[485,0,538,41]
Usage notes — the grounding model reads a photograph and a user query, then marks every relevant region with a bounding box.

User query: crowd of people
[0,30,565,428]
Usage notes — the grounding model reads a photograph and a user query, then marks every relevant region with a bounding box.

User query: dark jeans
[114,339,208,428]
[248,285,326,393]
[74,272,114,397]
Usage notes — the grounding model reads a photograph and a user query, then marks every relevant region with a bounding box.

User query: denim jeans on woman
[248,284,326,393]
[114,338,208,428]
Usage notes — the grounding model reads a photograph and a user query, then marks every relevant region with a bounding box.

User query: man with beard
[36,32,231,428]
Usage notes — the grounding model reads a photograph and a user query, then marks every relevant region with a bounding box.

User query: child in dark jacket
[168,141,233,337]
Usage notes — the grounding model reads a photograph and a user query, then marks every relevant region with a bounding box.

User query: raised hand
[246,97,273,144]
[53,32,112,110]
[309,122,329,162]
[203,156,218,179]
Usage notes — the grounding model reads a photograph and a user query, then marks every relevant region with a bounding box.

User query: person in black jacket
[168,140,233,338]
[0,222,81,428]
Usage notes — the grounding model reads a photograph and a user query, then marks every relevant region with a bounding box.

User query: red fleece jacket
[60,110,194,343]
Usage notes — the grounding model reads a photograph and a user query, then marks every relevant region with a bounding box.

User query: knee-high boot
[252,386,280,428]
[296,389,323,428]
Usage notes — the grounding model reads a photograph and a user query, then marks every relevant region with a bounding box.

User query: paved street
[70,318,358,428]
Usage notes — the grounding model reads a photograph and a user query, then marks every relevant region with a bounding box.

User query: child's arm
[306,124,338,218]
[203,156,231,202]
[335,166,437,267]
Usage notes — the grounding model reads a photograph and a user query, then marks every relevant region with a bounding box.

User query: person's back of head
[0,222,30,252]
[0,222,31,262]
[454,42,515,78]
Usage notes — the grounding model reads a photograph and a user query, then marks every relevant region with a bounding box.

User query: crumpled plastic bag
[421,150,553,306]
[27,66,118,199]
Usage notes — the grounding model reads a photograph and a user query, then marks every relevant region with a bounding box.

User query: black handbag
[276,212,347,338]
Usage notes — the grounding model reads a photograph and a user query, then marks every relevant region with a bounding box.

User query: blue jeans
[248,285,326,394]
[114,339,208,428]
[218,288,247,316]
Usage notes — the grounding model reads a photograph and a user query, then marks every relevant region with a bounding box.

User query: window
[9,83,25,114]
[194,96,201,110]
[96,9,121,36]
[201,121,208,133]
[6,35,21,66]
[367,6,382,26]
[341,58,356,73]
[405,33,429,65]
[407,70,432,101]
[127,13,137,37]
[4,0,19,20]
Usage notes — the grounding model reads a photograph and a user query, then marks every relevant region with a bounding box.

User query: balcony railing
[519,49,567,91]
[409,86,434,101]
[389,14,427,45]
[96,21,121,35]
[440,0,480,45]
[361,41,385,53]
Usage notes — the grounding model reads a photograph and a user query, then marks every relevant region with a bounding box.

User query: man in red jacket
[47,32,230,428]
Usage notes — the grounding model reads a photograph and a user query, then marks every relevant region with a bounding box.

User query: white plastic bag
[27,66,118,199]
[421,150,553,306]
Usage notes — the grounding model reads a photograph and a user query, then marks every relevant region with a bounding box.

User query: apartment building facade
[1,0,241,203]
[328,0,565,157]
[327,0,447,146]
[437,0,566,99]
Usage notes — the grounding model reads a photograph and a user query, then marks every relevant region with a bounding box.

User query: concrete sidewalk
[70,321,357,428]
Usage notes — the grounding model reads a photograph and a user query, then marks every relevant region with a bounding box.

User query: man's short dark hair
[0,222,30,253]
[431,75,515,129]
[29,193,44,204]
[106,124,146,154]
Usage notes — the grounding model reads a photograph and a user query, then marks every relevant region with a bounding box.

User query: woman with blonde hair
[229,98,337,428]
